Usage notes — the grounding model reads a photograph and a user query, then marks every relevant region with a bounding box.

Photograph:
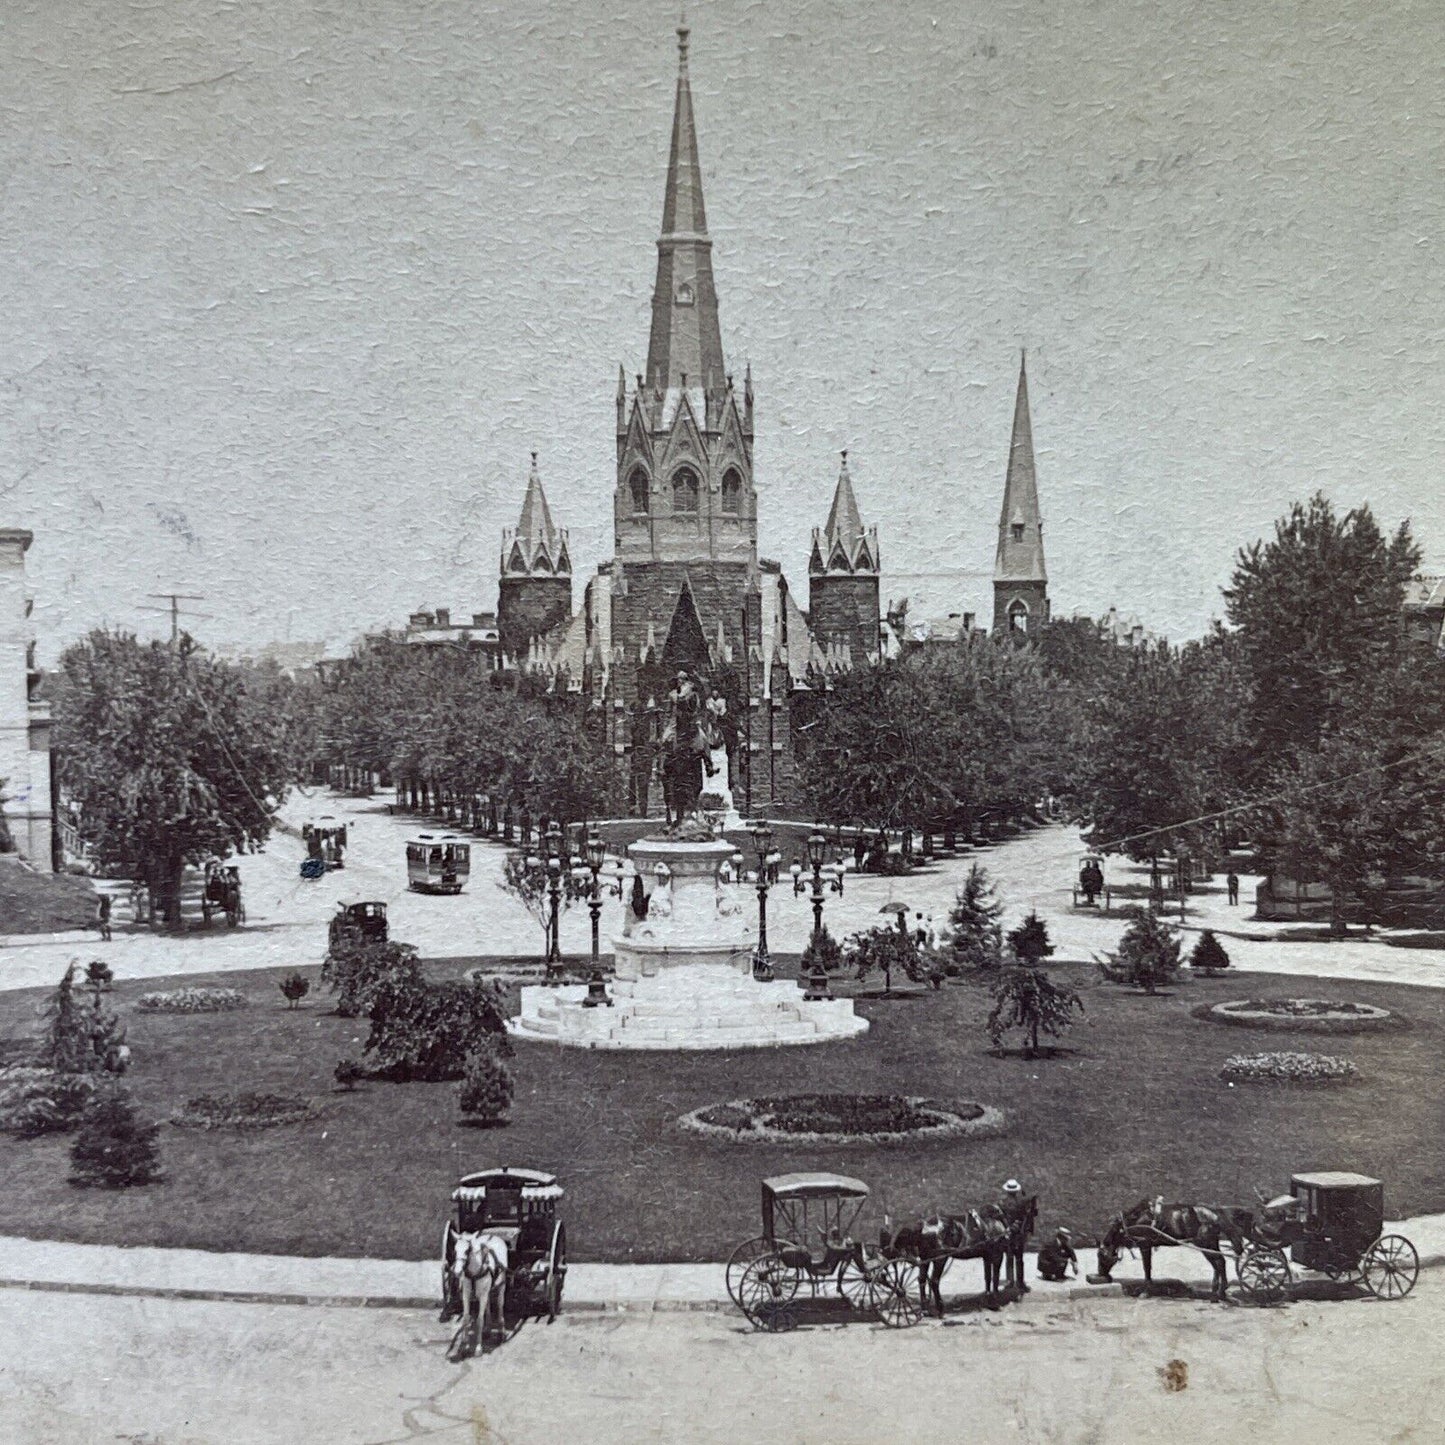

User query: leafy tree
[499,851,589,960]
[279,972,311,1009]
[458,1042,515,1124]
[69,1086,162,1188]
[946,865,1004,971]
[1006,912,1054,967]
[320,938,422,1018]
[1099,906,1181,994]
[1189,930,1231,975]
[845,924,928,995]
[54,631,288,926]
[986,967,1084,1057]
[364,975,511,1082]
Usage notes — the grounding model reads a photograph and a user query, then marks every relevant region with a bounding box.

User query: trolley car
[407,833,471,895]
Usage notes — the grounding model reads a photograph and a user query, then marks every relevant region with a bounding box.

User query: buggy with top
[440,1166,568,1330]
[1237,1171,1419,1304]
[726,1173,920,1331]
[327,899,389,951]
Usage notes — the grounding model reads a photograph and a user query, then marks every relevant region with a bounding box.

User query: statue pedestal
[507,834,868,1051]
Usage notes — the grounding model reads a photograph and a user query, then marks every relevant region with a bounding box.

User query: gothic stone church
[491,25,1049,818]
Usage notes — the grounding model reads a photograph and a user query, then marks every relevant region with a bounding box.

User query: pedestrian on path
[1227,870,1240,906]
[95,892,112,942]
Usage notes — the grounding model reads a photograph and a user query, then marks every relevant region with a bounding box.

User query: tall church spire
[993,353,1050,633]
[645,20,725,398]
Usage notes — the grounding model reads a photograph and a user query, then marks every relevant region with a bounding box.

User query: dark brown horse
[880,1210,1010,1315]
[1096,1198,1252,1302]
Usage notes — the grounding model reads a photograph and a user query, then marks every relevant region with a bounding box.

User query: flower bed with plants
[1219,1052,1359,1085]
[136,987,250,1014]
[678,1093,1005,1145]
[1202,998,1393,1033]
[170,1092,318,1130]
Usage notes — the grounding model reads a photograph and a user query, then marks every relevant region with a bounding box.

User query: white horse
[448,1231,508,1358]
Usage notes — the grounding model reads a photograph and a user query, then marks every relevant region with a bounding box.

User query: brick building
[0,528,53,870]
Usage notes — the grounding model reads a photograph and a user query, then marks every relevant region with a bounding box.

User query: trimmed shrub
[1006,912,1055,967]
[321,938,422,1018]
[135,987,249,1014]
[458,1043,514,1124]
[864,850,913,876]
[0,1067,98,1137]
[845,924,929,994]
[1190,931,1231,975]
[69,1087,162,1188]
[1099,906,1181,993]
[364,975,511,1082]
[279,972,311,1009]
[946,865,1004,972]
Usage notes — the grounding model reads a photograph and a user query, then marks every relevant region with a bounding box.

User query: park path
[2,789,1443,990]
[1,1209,1441,1308]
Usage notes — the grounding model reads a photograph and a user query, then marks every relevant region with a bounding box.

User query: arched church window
[1008,599,1030,634]
[721,468,742,515]
[672,467,700,515]
[628,467,649,515]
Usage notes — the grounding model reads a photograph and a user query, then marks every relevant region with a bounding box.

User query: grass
[0,957,1441,1263]
[0,860,97,934]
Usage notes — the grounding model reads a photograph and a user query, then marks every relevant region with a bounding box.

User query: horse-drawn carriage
[440,1167,567,1353]
[1238,1172,1419,1304]
[200,862,244,928]
[725,1173,921,1331]
[1072,853,1109,909]
[302,818,347,870]
[327,900,388,951]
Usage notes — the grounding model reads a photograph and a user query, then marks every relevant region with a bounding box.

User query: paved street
[4,790,1444,993]
[1,1279,1441,1444]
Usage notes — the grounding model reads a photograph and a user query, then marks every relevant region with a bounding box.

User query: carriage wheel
[1236,1246,1291,1305]
[547,1223,568,1321]
[1362,1235,1419,1301]
[837,1255,893,1317]
[876,1259,924,1328]
[737,1255,800,1330]
[725,1236,775,1305]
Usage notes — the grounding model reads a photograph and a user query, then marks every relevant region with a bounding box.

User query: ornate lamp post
[585,830,606,964]
[807,830,827,941]
[750,822,774,981]
[544,822,564,979]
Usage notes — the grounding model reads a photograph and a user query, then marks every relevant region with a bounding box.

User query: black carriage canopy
[761,1173,871,1243]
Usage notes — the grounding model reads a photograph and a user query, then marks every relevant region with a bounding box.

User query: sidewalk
[1,1213,1441,1312]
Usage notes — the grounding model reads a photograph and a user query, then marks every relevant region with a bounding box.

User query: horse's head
[454,1231,506,1284]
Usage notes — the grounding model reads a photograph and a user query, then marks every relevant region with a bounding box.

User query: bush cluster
[364,974,511,1082]
[752,1093,941,1136]
[457,1043,514,1124]
[0,1067,98,1137]
[320,938,421,1018]
[136,987,249,1014]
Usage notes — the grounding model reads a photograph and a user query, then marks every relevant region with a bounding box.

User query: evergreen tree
[69,1086,162,1188]
[986,967,1084,1057]
[947,865,1004,970]
[39,964,126,1074]
[1100,906,1182,994]
[1189,930,1231,975]
[458,1042,515,1124]
[1006,912,1054,966]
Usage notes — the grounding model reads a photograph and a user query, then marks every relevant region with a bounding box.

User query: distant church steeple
[992,353,1050,635]
[809,451,880,664]
[498,454,573,659]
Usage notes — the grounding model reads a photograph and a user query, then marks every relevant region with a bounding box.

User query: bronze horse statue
[880,1209,1010,1315]
[1096,1198,1252,1302]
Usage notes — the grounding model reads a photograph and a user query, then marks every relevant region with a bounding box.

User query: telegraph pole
[142,593,207,644]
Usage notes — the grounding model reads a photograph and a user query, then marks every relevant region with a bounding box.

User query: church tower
[498,454,572,659]
[808,452,880,664]
[992,353,1050,634]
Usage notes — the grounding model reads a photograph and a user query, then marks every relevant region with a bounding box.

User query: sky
[4,0,1443,662]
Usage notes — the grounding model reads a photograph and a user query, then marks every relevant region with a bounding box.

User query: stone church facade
[489,24,1051,818]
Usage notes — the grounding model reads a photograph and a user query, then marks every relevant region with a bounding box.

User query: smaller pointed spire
[503,453,571,578]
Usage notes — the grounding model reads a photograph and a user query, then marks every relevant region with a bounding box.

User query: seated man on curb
[1037,1227,1078,1282]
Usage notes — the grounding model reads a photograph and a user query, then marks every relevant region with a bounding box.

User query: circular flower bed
[136,987,249,1014]
[171,1092,318,1130]
[1202,998,1393,1034]
[1220,1052,1358,1085]
[678,1093,1004,1145]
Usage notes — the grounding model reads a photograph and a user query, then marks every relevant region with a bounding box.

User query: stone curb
[1,1253,1438,1313]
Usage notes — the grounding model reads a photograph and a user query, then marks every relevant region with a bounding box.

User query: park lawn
[0,862,97,934]
[0,958,1441,1263]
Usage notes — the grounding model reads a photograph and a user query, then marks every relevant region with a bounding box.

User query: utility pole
[141,593,207,645]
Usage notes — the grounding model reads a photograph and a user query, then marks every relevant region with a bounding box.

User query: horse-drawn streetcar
[440,1167,567,1355]
[726,1173,918,1331]
[1238,1172,1419,1304]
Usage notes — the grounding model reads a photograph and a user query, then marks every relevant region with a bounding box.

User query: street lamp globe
[807,832,827,869]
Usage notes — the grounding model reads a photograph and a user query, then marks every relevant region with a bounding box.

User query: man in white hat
[1036,1227,1078,1282]
[998,1179,1033,1291]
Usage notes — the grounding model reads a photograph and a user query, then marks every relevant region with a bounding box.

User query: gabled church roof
[994,353,1047,584]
